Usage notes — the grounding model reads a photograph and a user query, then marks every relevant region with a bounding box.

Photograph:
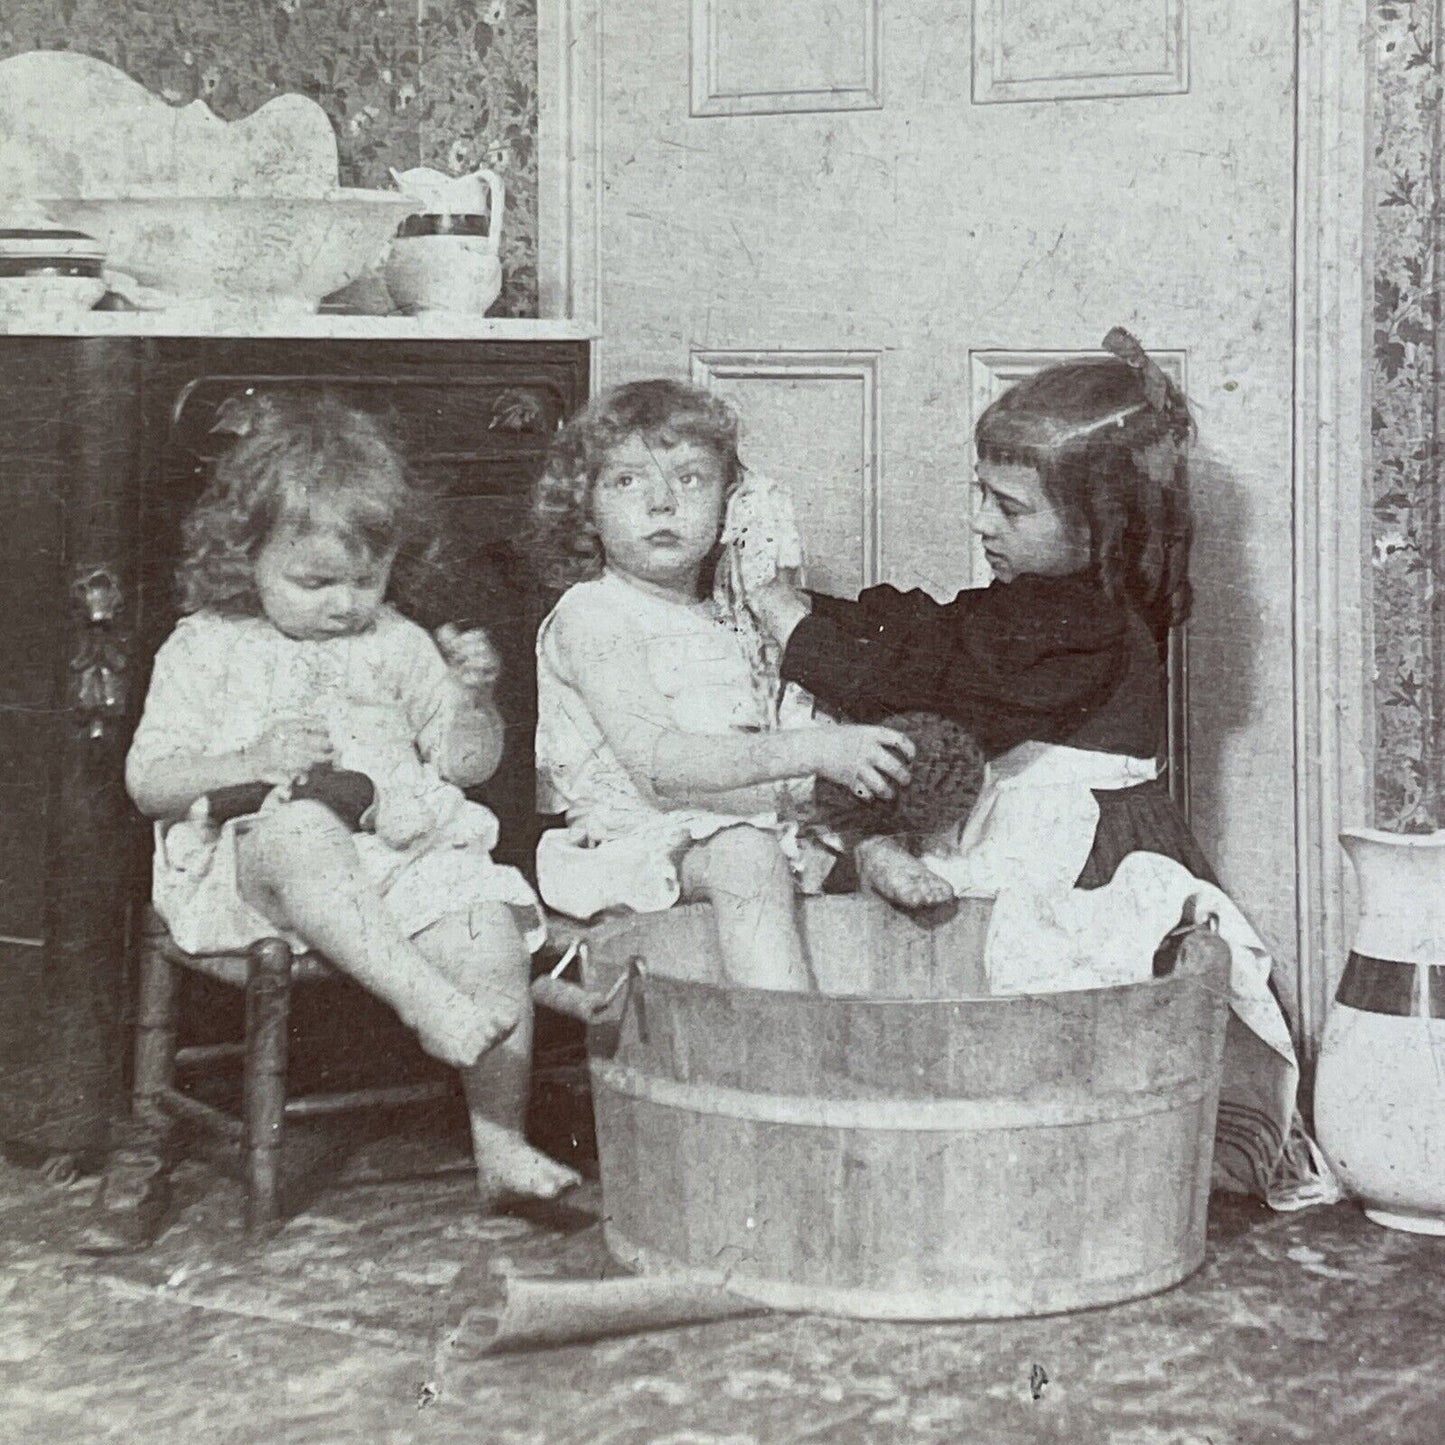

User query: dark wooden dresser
[0,328,590,1159]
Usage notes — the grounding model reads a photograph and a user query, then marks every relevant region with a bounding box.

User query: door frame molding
[541,0,1376,1054]
[1291,0,1372,1058]
[538,0,601,335]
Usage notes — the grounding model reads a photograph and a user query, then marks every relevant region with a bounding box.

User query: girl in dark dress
[750,330,1334,1206]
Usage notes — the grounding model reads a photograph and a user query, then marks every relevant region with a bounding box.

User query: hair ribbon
[1101,326,1171,413]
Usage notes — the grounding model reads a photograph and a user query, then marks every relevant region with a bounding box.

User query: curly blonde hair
[176,391,434,616]
[975,340,1195,642]
[529,379,743,590]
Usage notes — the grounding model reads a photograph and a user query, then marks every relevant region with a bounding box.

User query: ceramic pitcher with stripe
[1314,828,1445,1234]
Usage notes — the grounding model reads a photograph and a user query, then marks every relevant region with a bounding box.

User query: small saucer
[0,274,108,322]
[0,224,108,320]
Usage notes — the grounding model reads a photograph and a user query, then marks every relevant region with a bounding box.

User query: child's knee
[685,826,793,903]
[255,798,349,843]
[421,902,530,994]
[467,902,530,964]
[241,799,352,877]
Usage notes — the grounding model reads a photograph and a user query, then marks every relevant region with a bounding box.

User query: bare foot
[470,1124,582,1204]
[409,990,518,1070]
[856,836,955,910]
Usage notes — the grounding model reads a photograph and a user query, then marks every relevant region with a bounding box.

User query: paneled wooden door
[586,2,1303,1001]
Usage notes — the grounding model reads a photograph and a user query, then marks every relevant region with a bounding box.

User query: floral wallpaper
[0,0,539,315]
[1371,0,1445,828]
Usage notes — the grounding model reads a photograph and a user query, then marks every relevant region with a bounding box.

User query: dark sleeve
[805,584,928,638]
[782,576,1130,750]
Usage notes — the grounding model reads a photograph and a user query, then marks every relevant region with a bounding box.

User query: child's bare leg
[680,825,813,991]
[414,903,579,1203]
[855,834,955,910]
[235,802,516,1068]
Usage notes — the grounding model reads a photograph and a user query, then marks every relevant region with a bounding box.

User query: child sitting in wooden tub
[529,379,914,991]
[748,329,1335,1208]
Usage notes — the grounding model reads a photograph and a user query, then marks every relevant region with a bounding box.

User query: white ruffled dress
[534,570,832,920]
[918,741,1333,1207]
[127,608,545,956]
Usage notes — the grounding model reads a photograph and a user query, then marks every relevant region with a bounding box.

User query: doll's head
[973,329,1195,640]
[177,391,430,639]
[531,379,744,595]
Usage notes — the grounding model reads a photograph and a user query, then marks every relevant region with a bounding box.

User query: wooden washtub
[533,894,1229,1321]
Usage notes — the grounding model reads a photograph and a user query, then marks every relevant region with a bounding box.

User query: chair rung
[156,1087,244,1143]
[282,1082,455,1119]
[175,1043,246,1070]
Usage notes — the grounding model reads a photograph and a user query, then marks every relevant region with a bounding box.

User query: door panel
[692,350,880,598]
[691,0,882,115]
[595,0,1301,988]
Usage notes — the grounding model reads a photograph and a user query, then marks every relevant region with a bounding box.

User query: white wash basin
[0,53,418,316]
[41,191,417,315]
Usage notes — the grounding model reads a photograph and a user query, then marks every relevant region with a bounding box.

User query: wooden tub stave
[564,894,1229,1321]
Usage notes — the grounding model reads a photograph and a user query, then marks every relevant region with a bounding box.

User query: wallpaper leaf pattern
[0,0,539,316]
[1372,0,1445,828]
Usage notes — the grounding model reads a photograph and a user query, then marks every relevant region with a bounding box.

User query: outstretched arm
[542,608,914,807]
[754,574,1130,744]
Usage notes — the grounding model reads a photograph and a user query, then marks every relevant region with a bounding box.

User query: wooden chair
[131,907,455,1234]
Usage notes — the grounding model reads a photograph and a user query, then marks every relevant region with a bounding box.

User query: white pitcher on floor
[1314,827,1445,1234]
[384,164,505,316]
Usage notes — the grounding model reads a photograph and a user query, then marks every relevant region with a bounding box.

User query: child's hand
[435,624,502,694]
[813,724,914,801]
[371,788,434,850]
[243,717,334,783]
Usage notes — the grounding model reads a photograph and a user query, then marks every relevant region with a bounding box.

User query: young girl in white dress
[126,393,577,1204]
[530,379,914,990]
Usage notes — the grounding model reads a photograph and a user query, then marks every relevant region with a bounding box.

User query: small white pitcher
[384,164,505,316]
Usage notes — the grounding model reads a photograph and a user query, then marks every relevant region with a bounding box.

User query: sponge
[814,711,986,840]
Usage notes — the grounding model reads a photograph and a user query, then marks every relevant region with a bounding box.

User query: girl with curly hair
[531,378,915,991]
[126,391,577,1204]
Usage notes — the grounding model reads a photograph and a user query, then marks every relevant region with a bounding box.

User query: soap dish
[0,225,109,320]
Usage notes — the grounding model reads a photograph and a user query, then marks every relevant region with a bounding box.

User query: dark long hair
[975,340,1195,642]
